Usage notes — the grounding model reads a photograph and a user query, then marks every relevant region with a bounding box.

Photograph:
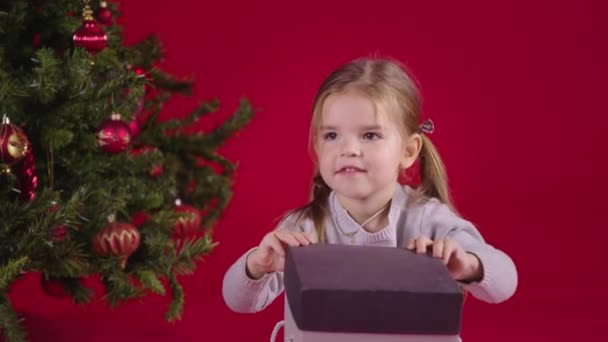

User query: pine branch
[63,48,94,99]
[0,79,28,103]
[144,99,254,156]
[135,270,165,295]
[126,34,164,69]
[30,48,62,104]
[159,98,221,132]
[165,273,184,322]
[0,190,62,265]
[33,240,92,277]
[136,230,174,273]
[171,235,216,276]
[39,274,94,305]
[203,98,255,146]
[66,278,94,304]
[0,1,27,48]
[0,11,8,34]
[0,257,28,290]
[40,128,74,151]
[102,270,144,308]
[150,68,192,95]
[0,294,27,342]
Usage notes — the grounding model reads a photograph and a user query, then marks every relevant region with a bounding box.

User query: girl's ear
[401,133,422,169]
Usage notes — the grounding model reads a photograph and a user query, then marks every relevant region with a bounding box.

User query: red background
[8,0,608,341]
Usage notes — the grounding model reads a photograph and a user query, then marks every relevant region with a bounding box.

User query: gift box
[282,244,464,341]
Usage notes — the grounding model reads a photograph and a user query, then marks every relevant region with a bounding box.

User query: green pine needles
[0,1,253,340]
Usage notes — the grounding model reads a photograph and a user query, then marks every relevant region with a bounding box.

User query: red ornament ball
[132,67,151,93]
[41,275,70,298]
[95,1,113,26]
[149,165,163,178]
[50,225,68,242]
[73,6,107,55]
[96,113,132,154]
[131,211,149,227]
[129,145,163,177]
[16,148,38,202]
[92,220,140,269]
[47,203,70,241]
[127,117,141,137]
[128,98,147,137]
[174,202,201,237]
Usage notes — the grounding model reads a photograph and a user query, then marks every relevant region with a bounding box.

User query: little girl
[222,57,518,314]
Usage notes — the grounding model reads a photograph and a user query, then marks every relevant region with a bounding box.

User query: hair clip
[418,119,435,134]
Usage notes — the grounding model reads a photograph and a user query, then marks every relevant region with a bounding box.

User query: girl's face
[315,92,411,202]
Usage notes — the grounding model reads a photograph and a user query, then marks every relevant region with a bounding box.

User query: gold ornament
[0,115,29,165]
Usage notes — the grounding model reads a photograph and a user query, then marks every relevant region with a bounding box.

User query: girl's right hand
[246,230,317,279]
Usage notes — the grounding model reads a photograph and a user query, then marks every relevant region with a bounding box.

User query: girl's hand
[246,230,317,279]
[407,236,483,282]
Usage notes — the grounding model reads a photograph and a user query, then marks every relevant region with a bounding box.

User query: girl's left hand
[407,236,483,282]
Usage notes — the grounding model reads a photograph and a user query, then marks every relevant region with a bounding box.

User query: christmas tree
[0,1,253,340]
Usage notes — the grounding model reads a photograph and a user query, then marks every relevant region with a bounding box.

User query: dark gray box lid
[284,244,464,334]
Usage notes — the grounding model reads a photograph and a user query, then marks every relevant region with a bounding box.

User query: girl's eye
[363,132,380,140]
[323,132,337,140]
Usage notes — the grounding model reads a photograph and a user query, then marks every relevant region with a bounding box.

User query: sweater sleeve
[419,199,518,304]
[222,211,315,313]
[222,247,285,313]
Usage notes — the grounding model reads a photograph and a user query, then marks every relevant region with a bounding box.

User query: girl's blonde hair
[292,57,453,242]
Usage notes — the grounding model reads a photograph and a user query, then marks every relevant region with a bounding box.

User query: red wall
[9,0,608,341]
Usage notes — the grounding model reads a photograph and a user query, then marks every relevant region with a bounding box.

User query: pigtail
[282,171,330,243]
[308,172,331,243]
[418,134,455,211]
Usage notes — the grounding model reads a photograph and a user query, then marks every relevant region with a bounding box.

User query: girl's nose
[340,139,361,157]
